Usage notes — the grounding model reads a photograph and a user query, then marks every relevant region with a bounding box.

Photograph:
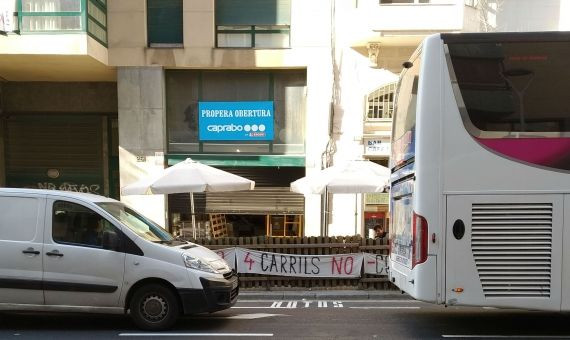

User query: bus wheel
[130,283,180,331]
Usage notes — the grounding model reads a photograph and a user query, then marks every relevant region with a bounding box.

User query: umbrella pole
[190,193,196,239]
[354,193,358,236]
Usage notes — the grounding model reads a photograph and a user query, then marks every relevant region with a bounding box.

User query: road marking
[224,313,288,320]
[318,301,327,308]
[119,333,273,337]
[231,306,273,309]
[237,299,418,303]
[349,306,421,309]
[333,301,343,308]
[442,336,570,339]
[187,313,287,320]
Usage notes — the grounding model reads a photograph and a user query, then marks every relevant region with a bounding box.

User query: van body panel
[0,193,46,304]
[0,188,238,324]
[43,197,126,307]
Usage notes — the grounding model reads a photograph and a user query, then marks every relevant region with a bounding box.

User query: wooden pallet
[209,214,228,238]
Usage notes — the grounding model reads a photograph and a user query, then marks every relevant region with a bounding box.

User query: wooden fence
[188,236,397,291]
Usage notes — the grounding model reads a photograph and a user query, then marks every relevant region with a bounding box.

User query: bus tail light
[412,211,428,268]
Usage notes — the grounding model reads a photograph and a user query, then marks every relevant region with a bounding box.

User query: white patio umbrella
[290,159,390,235]
[121,158,255,236]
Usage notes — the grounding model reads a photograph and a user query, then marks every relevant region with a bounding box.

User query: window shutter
[216,0,291,26]
[147,0,183,45]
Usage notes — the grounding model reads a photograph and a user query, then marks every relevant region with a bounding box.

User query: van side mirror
[102,230,121,251]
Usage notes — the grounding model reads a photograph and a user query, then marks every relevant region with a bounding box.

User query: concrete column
[118,67,168,228]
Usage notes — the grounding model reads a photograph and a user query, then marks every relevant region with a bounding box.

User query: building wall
[2,82,117,113]
[117,67,167,227]
[109,0,334,235]
[497,0,568,32]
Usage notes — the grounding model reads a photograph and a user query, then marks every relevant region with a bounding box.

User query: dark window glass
[52,201,115,248]
[147,0,182,46]
[165,70,306,154]
[448,41,570,133]
[215,0,290,48]
[393,57,420,141]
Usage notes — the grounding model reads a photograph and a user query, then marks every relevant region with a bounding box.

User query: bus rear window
[393,58,420,141]
[447,41,570,133]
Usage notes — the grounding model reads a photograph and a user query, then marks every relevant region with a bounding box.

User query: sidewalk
[238,289,411,301]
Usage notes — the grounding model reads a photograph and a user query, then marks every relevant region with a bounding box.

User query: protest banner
[236,248,364,278]
[363,252,389,276]
[214,247,237,270]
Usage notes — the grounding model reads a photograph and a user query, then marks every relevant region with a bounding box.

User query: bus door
[446,194,563,311]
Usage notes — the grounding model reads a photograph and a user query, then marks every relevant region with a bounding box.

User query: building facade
[1,0,568,238]
[0,0,118,199]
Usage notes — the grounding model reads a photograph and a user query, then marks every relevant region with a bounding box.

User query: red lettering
[344,257,354,274]
[244,252,255,270]
[332,256,343,275]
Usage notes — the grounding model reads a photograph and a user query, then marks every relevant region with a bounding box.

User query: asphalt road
[1,299,570,339]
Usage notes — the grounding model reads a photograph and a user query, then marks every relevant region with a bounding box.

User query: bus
[388,31,570,311]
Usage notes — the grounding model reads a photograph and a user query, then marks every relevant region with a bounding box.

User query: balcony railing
[17,0,107,46]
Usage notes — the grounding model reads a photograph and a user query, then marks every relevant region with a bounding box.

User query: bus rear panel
[389,32,570,311]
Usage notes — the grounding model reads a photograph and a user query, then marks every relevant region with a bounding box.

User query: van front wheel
[130,284,180,331]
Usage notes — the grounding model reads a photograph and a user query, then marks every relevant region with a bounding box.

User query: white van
[0,188,238,330]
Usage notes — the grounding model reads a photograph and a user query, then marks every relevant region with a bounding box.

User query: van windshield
[96,202,174,243]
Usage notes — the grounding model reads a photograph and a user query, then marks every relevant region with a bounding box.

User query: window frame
[215,25,291,49]
[52,200,122,250]
[146,0,184,48]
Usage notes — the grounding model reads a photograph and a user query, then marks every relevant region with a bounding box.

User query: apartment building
[1,0,567,238]
[0,0,118,199]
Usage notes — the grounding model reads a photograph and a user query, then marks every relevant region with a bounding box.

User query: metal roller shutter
[205,166,304,214]
[5,115,104,195]
[167,166,305,214]
[206,186,304,214]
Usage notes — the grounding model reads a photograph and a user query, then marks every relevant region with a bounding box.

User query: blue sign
[198,101,274,141]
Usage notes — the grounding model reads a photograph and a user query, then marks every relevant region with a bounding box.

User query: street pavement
[1,291,570,339]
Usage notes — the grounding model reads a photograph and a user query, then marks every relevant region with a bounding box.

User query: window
[464,0,480,7]
[215,0,291,48]
[367,82,397,119]
[147,0,183,47]
[20,0,83,31]
[393,57,420,141]
[380,0,430,4]
[18,0,107,45]
[447,41,570,133]
[52,201,115,248]
[166,70,306,154]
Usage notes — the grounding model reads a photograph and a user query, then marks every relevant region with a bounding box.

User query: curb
[238,290,411,301]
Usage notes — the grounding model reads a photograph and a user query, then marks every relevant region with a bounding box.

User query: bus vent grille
[471,203,552,298]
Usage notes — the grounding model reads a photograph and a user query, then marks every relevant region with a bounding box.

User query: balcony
[353,0,468,48]
[18,0,108,45]
[0,0,113,81]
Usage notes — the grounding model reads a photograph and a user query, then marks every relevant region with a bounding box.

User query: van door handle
[46,250,64,257]
[22,248,40,255]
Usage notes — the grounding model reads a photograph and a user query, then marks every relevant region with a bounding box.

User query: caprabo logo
[207,124,244,132]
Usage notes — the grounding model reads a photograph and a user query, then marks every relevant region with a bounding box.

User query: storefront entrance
[3,114,119,198]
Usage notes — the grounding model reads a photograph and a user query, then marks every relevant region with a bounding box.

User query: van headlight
[182,254,216,273]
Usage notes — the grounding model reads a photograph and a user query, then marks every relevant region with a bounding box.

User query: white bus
[389,32,570,311]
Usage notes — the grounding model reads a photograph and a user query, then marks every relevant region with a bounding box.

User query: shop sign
[198,101,274,141]
[364,138,390,156]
